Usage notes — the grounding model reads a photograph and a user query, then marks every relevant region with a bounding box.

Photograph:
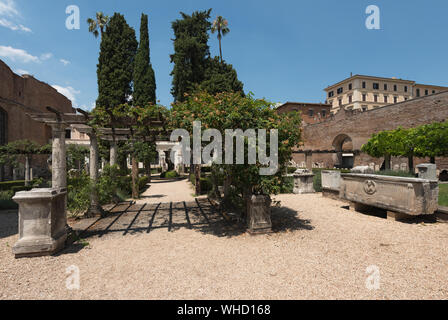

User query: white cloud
[15,68,29,75]
[40,53,53,61]
[0,45,39,63]
[0,0,18,17]
[52,85,80,107]
[0,0,32,33]
[60,59,70,66]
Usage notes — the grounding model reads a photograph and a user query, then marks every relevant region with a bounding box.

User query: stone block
[12,188,67,258]
[417,163,437,181]
[321,170,341,192]
[246,195,272,234]
[293,169,315,194]
[351,166,374,174]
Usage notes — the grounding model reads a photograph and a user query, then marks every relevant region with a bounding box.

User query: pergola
[28,106,169,217]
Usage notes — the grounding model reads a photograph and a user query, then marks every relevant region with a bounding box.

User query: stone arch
[332,134,354,168]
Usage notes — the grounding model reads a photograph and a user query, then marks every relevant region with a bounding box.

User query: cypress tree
[200,57,244,96]
[134,13,156,107]
[170,9,212,102]
[96,13,138,110]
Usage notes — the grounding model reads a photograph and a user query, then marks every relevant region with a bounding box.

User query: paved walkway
[135,177,201,204]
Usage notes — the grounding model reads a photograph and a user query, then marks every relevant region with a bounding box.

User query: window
[339,99,342,106]
[374,95,378,102]
[328,91,334,98]
[65,129,72,139]
[394,85,397,92]
[405,97,408,101]
[348,95,352,103]
[432,90,436,94]
[322,110,327,117]
[308,109,314,117]
[384,95,388,103]
[394,96,398,104]
[0,107,6,145]
[416,89,420,97]
[362,81,366,89]
[373,83,379,90]
[404,86,408,92]
[362,105,368,111]
[328,100,333,105]
[349,83,353,90]
[384,84,388,91]
[362,94,367,102]
[337,87,343,94]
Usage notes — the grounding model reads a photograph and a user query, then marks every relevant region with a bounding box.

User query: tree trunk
[24,156,30,186]
[384,154,391,170]
[408,154,414,174]
[131,156,139,199]
[194,164,201,196]
[219,38,223,63]
[145,160,152,183]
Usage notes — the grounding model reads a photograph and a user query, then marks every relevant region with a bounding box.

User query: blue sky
[1,0,447,110]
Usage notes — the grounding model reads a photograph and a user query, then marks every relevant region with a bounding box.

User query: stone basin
[340,173,439,217]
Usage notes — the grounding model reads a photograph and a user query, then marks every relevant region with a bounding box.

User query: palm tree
[87,12,110,39]
[211,16,230,63]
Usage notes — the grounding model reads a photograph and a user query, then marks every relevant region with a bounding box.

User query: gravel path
[1,184,448,299]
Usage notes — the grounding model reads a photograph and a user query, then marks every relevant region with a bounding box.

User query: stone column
[110,141,118,166]
[24,156,30,186]
[51,124,67,190]
[87,132,102,217]
[305,151,313,170]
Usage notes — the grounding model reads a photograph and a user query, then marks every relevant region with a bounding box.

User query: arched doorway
[332,134,354,168]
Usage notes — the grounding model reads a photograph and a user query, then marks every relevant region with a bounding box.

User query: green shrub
[67,174,91,215]
[374,170,416,178]
[0,180,26,191]
[280,176,294,194]
[160,170,179,179]
[439,184,448,207]
[138,176,149,191]
[0,190,17,210]
[11,185,33,194]
[189,174,212,194]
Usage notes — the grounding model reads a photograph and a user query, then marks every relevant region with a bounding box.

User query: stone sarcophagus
[340,174,439,218]
[246,195,272,234]
[13,188,67,258]
[321,170,341,198]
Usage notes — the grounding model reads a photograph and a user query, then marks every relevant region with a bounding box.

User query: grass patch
[439,184,448,207]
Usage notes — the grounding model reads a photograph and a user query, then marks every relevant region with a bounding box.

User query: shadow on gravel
[0,210,18,239]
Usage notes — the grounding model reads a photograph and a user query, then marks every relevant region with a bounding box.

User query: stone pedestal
[417,164,437,181]
[13,188,67,258]
[293,169,315,194]
[246,195,272,234]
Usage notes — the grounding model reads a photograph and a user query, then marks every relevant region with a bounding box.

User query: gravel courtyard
[1,178,448,300]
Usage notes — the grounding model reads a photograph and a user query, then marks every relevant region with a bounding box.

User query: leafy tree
[133,13,156,107]
[87,12,110,39]
[170,9,212,102]
[413,121,448,163]
[96,13,138,110]
[170,91,302,212]
[199,57,244,96]
[67,144,89,172]
[211,16,230,63]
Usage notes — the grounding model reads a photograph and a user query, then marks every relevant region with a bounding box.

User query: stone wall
[0,59,74,180]
[294,91,448,171]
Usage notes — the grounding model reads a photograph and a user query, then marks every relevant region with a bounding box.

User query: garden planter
[340,174,439,220]
[246,195,272,234]
[293,169,315,194]
[12,188,67,258]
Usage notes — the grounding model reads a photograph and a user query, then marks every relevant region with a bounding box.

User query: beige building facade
[325,75,448,113]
